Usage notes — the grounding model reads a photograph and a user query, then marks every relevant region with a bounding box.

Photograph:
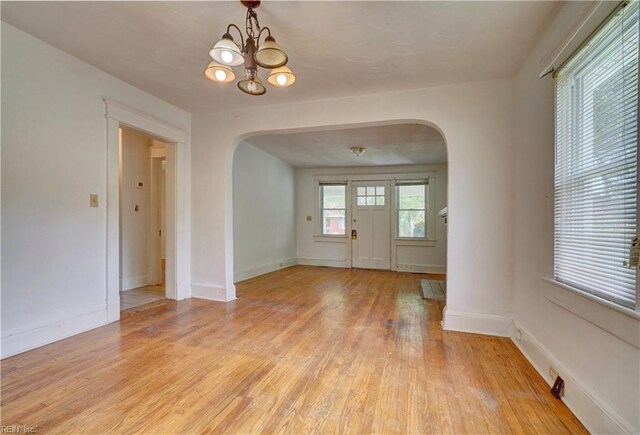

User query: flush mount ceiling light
[350,146,366,157]
[204,0,296,96]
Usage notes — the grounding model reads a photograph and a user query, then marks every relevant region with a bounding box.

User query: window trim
[395,180,430,240]
[317,182,348,238]
[543,277,639,349]
[544,277,640,321]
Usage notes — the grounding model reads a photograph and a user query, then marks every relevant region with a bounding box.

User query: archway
[227,120,449,304]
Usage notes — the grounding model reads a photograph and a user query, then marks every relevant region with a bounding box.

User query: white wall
[191,77,515,333]
[513,2,640,433]
[233,142,296,282]
[1,23,190,357]
[120,127,152,291]
[296,164,447,273]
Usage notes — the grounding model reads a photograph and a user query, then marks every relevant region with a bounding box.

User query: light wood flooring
[120,284,165,311]
[1,266,586,434]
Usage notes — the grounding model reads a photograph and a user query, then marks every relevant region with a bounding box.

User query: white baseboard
[396,263,446,274]
[511,321,635,434]
[191,284,236,302]
[234,257,298,283]
[120,274,151,291]
[442,307,512,337]
[1,309,109,359]
[297,257,348,268]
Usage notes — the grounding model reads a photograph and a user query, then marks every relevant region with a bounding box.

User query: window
[554,1,639,309]
[320,183,346,235]
[396,182,428,238]
[356,186,385,206]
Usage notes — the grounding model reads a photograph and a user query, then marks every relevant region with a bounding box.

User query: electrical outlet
[549,366,558,380]
[515,328,523,341]
[89,194,99,208]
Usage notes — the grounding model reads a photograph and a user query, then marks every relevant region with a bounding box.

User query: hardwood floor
[1,266,586,434]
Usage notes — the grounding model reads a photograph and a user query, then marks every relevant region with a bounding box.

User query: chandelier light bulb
[267,66,296,88]
[210,34,244,66]
[220,50,234,64]
[238,68,266,95]
[204,61,235,84]
[254,35,288,69]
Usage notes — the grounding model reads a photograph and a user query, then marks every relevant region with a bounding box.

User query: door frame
[350,180,392,270]
[149,148,166,287]
[105,99,190,322]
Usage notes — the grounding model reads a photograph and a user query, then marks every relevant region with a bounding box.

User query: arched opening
[229,120,448,306]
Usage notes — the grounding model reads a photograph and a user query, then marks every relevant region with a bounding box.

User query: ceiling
[1,1,558,113]
[243,123,446,168]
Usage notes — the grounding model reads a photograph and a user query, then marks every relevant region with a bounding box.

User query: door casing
[351,180,392,270]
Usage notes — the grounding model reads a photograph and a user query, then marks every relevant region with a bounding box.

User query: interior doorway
[118,126,168,311]
[351,181,391,270]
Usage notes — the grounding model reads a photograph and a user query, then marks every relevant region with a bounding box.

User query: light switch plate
[306,216,312,221]
[90,194,99,208]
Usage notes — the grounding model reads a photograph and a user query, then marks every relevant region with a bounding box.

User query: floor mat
[421,279,446,301]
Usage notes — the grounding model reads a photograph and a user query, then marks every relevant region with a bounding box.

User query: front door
[351,181,391,270]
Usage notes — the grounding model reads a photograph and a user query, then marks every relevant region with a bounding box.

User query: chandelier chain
[245,7,261,39]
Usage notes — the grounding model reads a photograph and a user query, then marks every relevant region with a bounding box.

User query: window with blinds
[554,0,639,309]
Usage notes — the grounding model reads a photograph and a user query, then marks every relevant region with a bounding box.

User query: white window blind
[554,0,639,309]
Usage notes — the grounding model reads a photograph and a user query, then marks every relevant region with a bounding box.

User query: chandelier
[204,0,295,96]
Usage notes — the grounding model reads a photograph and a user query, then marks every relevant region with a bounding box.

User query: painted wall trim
[191,284,237,302]
[543,278,640,349]
[1,309,108,359]
[396,263,446,274]
[104,98,187,144]
[511,321,635,434]
[297,257,348,269]
[105,99,191,323]
[234,257,298,283]
[442,307,512,337]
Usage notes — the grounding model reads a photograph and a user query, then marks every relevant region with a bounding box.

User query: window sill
[394,238,436,247]
[543,277,639,349]
[314,235,348,243]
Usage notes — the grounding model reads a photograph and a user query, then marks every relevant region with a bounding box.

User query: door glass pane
[366,186,375,195]
[398,210,425,238]
[398,185,425,209]
[376,196,385,206]
[357,196,365,206]
[376,186,385,195]
[366,196,375,206]
[323,209,346,235]
[322,185,345,208]
[357,187,366,195]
